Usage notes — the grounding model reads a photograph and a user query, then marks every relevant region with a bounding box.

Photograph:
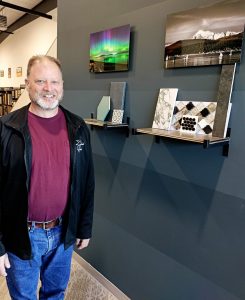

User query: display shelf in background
[0,86,25,116]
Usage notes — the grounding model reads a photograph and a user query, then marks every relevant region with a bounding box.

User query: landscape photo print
[164,0,245,69]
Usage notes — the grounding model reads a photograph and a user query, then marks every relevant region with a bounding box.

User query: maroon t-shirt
[27,108,70,222]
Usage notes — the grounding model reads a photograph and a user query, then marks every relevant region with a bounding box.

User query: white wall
[11,35,57,112]
[0,8,57,88]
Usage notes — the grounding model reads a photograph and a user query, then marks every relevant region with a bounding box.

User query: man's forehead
[29,61,62,77]
[32,59,58,69]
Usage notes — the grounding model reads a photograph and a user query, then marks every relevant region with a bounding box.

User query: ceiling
[0,0,43,28]
[0,0,57,42]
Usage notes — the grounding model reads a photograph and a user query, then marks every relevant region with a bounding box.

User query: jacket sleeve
[0,120,6,256]
[77,129,95,239]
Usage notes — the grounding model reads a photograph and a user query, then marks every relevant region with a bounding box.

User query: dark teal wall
[58,1,245,299]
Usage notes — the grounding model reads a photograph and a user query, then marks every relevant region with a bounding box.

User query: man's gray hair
[26,55,62,77]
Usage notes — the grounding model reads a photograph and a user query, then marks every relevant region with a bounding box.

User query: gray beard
[35,98,60,111]
[32,94,63,111]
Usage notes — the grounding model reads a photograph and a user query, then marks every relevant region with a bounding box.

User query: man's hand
[76,238,90,250]
[0,254,10,277]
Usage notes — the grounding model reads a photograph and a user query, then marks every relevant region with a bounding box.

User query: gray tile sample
[109,82,126,110]
[97,96,110,121]
[212,64,236,138]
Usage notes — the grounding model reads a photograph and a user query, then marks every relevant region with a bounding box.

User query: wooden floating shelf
[84,118,129,128]
[133,128,230,156]
[84,118,130,137]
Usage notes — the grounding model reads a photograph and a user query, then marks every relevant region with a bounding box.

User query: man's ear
[25,79,29,90]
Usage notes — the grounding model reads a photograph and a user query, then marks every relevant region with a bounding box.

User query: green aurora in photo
[89,24,130,72]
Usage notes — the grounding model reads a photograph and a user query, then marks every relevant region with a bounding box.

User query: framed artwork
[8,67,11,78]
[164,0,245,69]
[16,67,22,77]
[89,24,131,73]
[0,70,4,77]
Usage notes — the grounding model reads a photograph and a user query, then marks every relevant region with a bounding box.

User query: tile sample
[109,82,126,110]
[112,109,124,124]
[97,96,110,121]
[212,64,236,138]
[171,101,217,135]
[180,115,198,133]
[152,88,178,130]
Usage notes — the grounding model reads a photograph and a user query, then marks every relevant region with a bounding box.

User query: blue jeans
[6,224,73,300]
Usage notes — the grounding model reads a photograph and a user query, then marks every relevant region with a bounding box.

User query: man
[0,55,95,299]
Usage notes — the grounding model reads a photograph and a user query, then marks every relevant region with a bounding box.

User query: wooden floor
[0,275,10,300]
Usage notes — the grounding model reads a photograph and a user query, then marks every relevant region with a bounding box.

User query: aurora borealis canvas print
[89,24,131,73]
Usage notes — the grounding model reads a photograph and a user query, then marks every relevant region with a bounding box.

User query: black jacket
[0,104,94,259]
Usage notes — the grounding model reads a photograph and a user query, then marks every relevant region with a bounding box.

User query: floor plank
[0,276,11,300]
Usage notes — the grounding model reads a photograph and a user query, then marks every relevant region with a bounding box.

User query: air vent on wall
[0,15,7,31]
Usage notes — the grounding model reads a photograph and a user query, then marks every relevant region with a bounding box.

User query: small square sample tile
[180,115,198,133]
[152,88,178,130]
[111,109,124,124]
[97,96,110,121]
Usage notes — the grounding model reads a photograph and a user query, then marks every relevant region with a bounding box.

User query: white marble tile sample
[152,88,178,130]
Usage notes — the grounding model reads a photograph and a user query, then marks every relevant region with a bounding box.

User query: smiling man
[0,55,95,299]
[26,56,64,114]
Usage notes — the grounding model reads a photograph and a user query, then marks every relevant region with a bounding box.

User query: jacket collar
[4,103,83,131]
[4,103,30,131]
